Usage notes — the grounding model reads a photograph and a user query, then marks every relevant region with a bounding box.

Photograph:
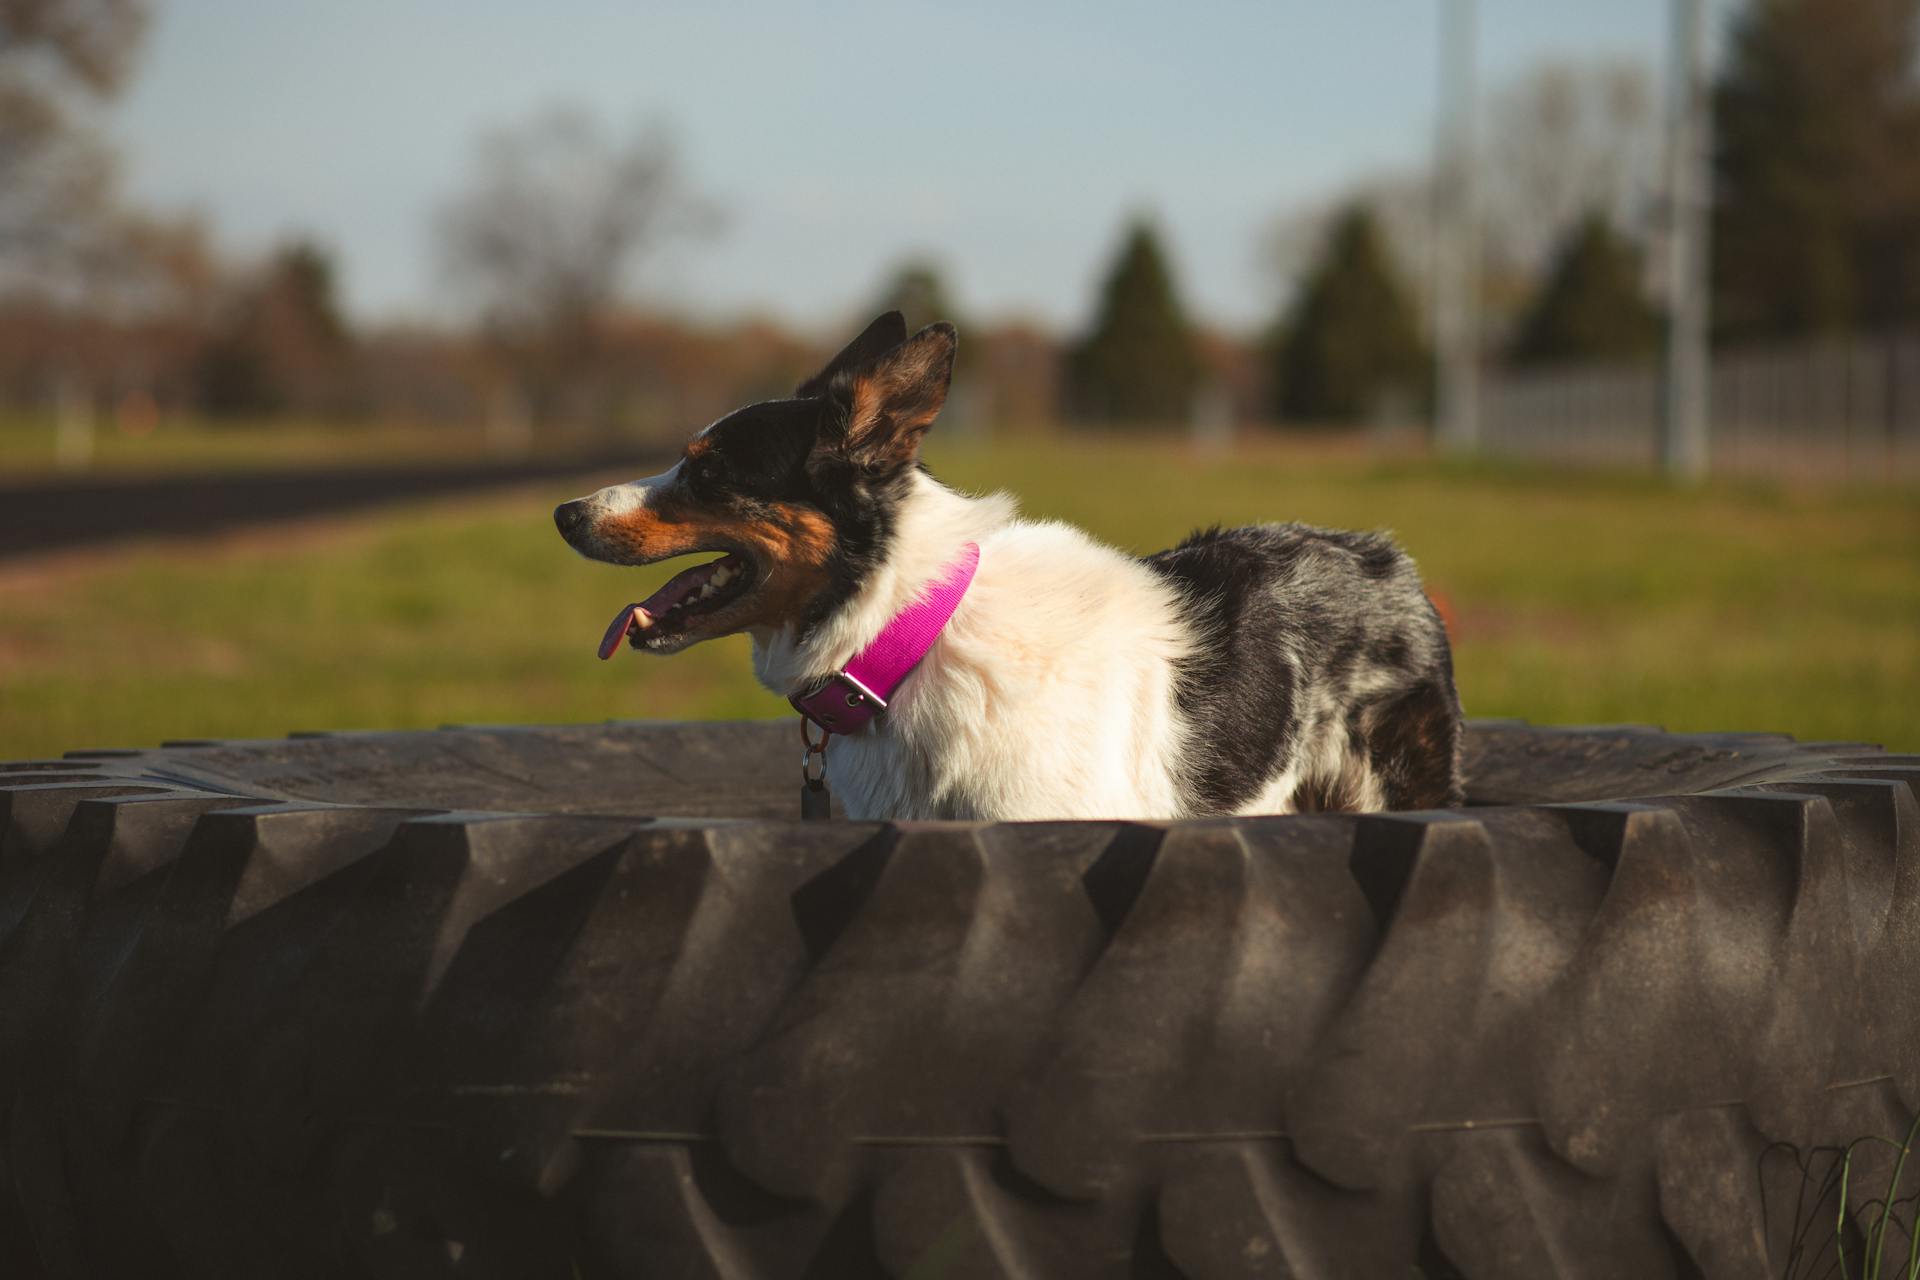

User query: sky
[110,0,1699,336]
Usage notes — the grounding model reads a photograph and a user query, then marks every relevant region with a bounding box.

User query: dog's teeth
[698,582,717,600]
[630,608,654,632]
[712,564,733,586]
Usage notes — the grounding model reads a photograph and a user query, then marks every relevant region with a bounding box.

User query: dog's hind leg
[1362,679,1465,809]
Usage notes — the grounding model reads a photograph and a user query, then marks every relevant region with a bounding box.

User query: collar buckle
[789,669,890,735]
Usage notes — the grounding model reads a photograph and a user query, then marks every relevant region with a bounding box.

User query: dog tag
[801,777,832,820]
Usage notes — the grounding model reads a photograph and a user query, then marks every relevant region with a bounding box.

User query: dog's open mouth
[598,552,757,658]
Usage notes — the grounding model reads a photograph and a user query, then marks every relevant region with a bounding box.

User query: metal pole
[55,372,94,472]
[1662,0,1712,478]
[1434,0,1481,454]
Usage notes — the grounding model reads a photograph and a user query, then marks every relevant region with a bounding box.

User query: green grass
[1834,1113,1920,1279]
[1771,1115,1920,1279]
[0,410,611,475]
[0,434,1914,759]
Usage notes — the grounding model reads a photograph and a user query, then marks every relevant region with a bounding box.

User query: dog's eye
[686,455,723,489]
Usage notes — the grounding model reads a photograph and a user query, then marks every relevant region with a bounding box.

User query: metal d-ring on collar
[802,668,888,717]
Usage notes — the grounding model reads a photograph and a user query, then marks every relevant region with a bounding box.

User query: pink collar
[790,542,980,735]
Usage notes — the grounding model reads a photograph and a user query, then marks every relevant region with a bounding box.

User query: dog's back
[1145,522,1463,815]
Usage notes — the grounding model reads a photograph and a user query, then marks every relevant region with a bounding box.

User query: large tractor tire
[1,720,1915,1278]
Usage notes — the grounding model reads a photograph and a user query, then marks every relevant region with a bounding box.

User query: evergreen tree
[1713,0,1920,337]
[273,241,348,348]
[196,240,350,416]
[870,260,960,332]
[1509,213,1660,366]
[1068,219,1199,424]
[1272,206,1427,423]
[868,260,976,382]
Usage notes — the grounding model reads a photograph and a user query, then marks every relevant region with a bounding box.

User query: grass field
[1,435,1915,760]
[0,411,594,475]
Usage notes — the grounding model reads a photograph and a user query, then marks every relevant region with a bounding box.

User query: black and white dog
[556,312,1463,820]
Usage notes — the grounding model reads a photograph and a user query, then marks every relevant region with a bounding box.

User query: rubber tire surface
[1,720,1917,1278]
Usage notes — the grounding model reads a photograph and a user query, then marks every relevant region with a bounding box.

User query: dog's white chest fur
[753,474,1192,821]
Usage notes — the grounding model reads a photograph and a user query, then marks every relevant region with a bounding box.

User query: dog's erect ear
[820,322,957,471]
[796,311,909,399]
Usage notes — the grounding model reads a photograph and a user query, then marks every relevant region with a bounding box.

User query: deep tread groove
[1129,1196,1191,1279]
[1418,1210,1468,1279]
[1346,815,1425,931]
[790,827,898,964]
[1079,823,1165,940]
[990,1146,1084,1208]
[685,1138,814,1228]
[801,1189,888,1280]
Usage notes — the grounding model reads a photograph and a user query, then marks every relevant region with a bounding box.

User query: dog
[555,312,1463,821]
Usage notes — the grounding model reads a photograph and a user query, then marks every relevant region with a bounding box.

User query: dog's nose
[554,501,590,539]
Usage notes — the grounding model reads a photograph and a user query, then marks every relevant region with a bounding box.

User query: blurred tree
[1264,59,1659,348]
[1272,206,1428,423]
[435,107,713,426]
[971,322,1062,428]
[870,260,960,332]
[269,241,348,350]
[0,0,148,90]
[1508,213,1660,366]
[196,240,351,417]
[1714,0,1920,337]
[1483,61,1659,278]
[0,0,147,286]
[1068,218,1199,424]
[865,259,983,406]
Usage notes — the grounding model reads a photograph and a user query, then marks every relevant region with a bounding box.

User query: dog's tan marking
[596,498,838,633]
[594,495,712,560]
[730,503,837,629]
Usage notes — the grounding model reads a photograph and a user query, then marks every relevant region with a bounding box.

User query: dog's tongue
[595,557,735,659]
[597,603,652,660]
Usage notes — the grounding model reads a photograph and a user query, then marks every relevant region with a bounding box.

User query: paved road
[0,450,659,561]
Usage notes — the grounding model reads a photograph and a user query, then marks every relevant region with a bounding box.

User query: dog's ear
[818,322,957,472]
[796,311,909,398]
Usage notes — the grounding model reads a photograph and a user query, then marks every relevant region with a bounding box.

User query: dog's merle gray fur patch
[1146,523,1463,813]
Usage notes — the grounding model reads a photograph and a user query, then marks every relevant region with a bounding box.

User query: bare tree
[0,0,148,92]
[1265,59,1658,344]
[1482,60,1659,277]
[1266,172,1435,317]
[435,106,713,426]
[0,87,110,273]
[0,0,147,285]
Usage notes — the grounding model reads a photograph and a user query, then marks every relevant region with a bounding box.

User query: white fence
[1480,333,1920,480]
